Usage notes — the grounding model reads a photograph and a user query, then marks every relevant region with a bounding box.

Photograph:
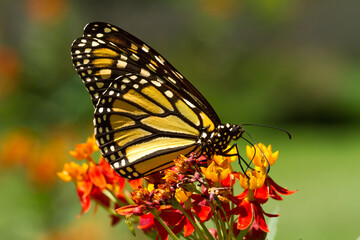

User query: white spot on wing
[151,80,161,87]
[142,44,150,52]
[155,55,165,65]
[140,68,150,77]
[131,54,139,61]
[117,60,127,68]
[147,63,156,72]
[140,79,148,84]
[167,76,177,84]
[165,90,173,98]
[92,41,99,47]
[184,99,196,108]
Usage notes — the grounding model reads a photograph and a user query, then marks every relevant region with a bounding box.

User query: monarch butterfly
[71,22,245,179]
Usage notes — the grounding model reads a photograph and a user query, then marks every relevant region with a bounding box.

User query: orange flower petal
[128,179,143,189]
[57,171,72,182]
[88,162,106,189]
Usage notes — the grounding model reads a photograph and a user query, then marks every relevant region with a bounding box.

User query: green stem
[217,210,228,240]
[123,190,135,205]
[151,210,179,240]
[219,205,235,240]
[102,188,124,206]
[94,199,121,217]
[229,176,235,239]
[198,219,216,240]
[209,203,223,240]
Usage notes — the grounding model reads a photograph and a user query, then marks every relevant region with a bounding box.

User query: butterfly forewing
[71,22,220,123]
[94,74,216,179]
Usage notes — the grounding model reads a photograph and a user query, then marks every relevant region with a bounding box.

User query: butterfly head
[227,123,244,140]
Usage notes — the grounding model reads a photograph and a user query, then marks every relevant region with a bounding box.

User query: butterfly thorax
[200,123,244,158]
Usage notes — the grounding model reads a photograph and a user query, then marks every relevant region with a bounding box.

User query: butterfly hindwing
[94,73,217,179]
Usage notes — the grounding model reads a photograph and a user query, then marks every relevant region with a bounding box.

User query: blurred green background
[0,0,359,239]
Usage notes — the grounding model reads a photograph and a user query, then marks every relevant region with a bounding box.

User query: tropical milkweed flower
[58,137,128,222]
[59,137,296,239]
[69,136,98,161]
[0,128,67,188]
[229,143,297,234]
[246,143,279,168]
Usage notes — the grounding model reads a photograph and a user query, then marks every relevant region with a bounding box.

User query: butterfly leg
[221,143,252,179]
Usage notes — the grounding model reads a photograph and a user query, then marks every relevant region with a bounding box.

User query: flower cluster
[0,128,67,188]
[58,136,141,224]
[59,137,296,240]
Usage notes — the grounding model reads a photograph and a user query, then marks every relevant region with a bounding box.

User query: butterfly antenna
[242,129,271,174]
[241,137,257,167]
[241,123,292,140]
[234,144,252,177]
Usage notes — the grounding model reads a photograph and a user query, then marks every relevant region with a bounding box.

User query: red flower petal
[138,213,155,232]
[91,187,110,207]
[191,194,208,206]
[267,177,297,195]
[160,210,183,226]
[154,218,169,240]
[184,217,195,237]
[228,190,247,206]
[237,200,253,230]
[193,205,212,222]
[232,172,240,180]
[76,193,91,216]
[253,202,269,233]
[128,179,143,189]
[220,174,231,187]
[254,183,269,204]
[88,164,106,189]
[269,186,283,200]
[171,217,185,235]
[237,190,248,200]
[263,211,279,218]
[243,218,267,240]
[111,215,121,226]
[116,205,146,216]
[76,178,93,198]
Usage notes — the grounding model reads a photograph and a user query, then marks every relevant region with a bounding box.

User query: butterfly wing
[93,73,215,179]
[71,22,220,179]
[71,22,220,124]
